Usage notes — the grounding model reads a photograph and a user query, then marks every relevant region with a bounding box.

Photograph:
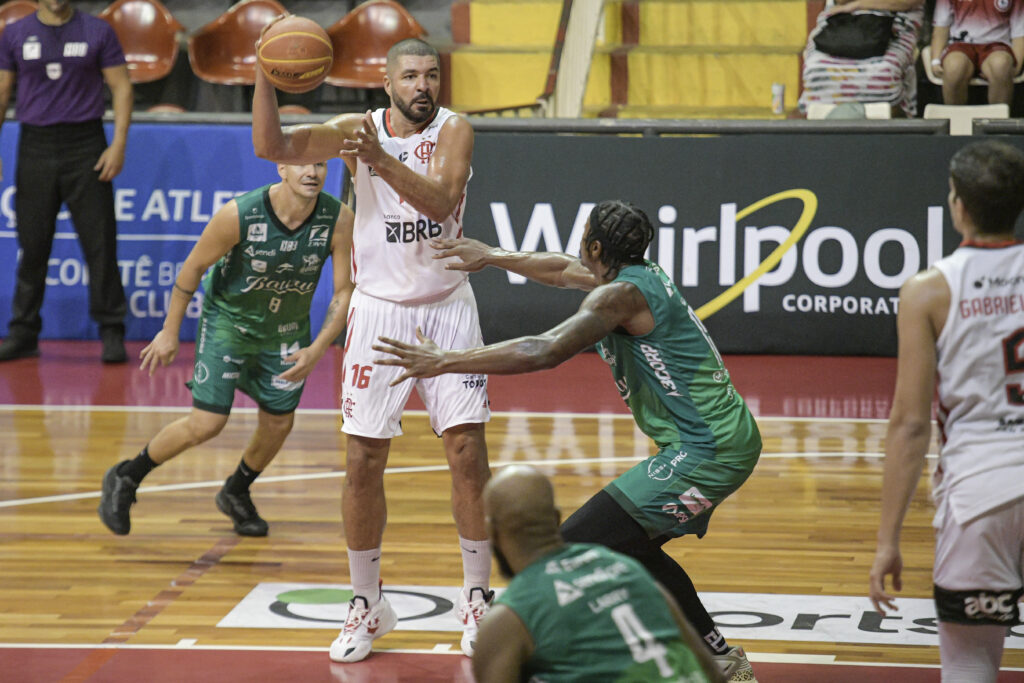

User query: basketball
[258,16,333,94]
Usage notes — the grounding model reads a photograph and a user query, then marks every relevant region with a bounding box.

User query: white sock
[938,621,1004,683]
[348,547,382,606]
[459,536,491,593]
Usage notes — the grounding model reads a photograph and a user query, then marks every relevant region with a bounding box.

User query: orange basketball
[258,16,333,94]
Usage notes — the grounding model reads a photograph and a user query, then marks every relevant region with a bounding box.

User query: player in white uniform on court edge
[870,140,1024,682]
[252,36,492,662]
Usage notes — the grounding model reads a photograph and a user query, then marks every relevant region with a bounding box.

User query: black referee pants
[8,120,126,340]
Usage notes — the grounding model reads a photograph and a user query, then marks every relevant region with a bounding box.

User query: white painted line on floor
[174,639,197,647]
[0,450,938,509]
[0,403,891,424]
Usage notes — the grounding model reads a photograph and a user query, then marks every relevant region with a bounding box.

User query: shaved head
[386,38,439,76]
[484,466,562,577]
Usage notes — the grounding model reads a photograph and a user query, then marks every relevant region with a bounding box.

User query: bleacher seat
[326,0,426,88]
[0,0,36,38]
[99,0,183,84]
[923,103,1010,135]
[806,102,892,120]
[187,0,286,85]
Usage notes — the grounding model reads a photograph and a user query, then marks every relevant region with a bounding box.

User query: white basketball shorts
[933,487,1024,593]
[340,282,490,438]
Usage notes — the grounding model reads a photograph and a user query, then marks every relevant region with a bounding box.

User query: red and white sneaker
[456,586,494,656]
[329,593,398,663]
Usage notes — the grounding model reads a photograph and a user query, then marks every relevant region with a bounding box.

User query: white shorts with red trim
[340,282,490,438]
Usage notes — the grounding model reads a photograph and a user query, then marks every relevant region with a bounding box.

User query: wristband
[931,58,941,65]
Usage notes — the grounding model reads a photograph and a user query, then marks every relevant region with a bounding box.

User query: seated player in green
[98,162,353,537]
[473,464,724,683]
[376,200,761,681]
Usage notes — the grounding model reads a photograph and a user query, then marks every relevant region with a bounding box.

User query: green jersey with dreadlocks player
[376,200,763,681]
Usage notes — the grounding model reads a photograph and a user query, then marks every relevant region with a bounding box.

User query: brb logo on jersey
[385,218,443,243]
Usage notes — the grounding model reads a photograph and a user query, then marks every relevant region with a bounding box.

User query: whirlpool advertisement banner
[464,133,1024,356]
[0,123,346,343]
[0,125,1019,355]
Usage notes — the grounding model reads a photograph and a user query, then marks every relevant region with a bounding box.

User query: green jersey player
[99,162,353,538]
[377,201,762,682]
[475,465,722,683]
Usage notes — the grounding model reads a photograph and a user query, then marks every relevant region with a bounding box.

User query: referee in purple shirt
[0,0,132,363]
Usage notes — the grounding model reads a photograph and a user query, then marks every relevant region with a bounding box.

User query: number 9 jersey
[932,240,1024,525]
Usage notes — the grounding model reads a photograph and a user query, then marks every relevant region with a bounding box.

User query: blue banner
[0,122,347,341]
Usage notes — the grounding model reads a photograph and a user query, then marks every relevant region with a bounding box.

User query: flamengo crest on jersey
[352,107,471,304]
[932,242,1024,524]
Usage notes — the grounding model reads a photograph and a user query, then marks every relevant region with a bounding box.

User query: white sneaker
[715,645,758,682]
[329,594,398,663]
[456,586,494,656]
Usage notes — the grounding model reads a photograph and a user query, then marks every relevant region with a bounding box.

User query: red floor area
[0,341,896,419]
[9,646,1024,683]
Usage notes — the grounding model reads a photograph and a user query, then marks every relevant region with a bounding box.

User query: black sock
[225,459,261,494]
[117,447,158,485]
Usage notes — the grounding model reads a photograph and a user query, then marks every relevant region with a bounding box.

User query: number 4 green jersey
[497,543,712,682]
[201,185,341,344]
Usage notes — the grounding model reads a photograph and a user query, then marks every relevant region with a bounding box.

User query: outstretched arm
[431,237,599,290]
[139,203,241,375]
[869,269,944,614]
[251,67,361,166]
[279,205,355,382]
[374,280,645,383]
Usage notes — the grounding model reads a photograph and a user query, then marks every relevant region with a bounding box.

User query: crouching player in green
[98,162,353,537]
[473,464,724,682]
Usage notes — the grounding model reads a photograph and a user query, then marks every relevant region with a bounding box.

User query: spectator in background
[930,0,1024,106]
[0,0,132,363]
[800,0,926,117]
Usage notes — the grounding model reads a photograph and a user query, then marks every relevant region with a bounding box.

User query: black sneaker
[0,335,39,361]
[98,461,138,535]
[101,326,127,364]
[215,483,269,537]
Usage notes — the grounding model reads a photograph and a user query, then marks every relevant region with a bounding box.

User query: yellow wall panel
[583,54,611,107]
[627,53,800,108]
[450,52,551,109]
[469,2,562,47]
[639,1,807,47]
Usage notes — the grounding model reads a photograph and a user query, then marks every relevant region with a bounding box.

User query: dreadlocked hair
[585,200,654,276]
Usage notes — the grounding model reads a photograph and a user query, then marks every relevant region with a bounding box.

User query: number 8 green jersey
[201,185,340,345]
[497,543,712,682]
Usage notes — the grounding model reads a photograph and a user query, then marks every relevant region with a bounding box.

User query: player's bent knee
[934,584,1024,626]
[185,412,228,444]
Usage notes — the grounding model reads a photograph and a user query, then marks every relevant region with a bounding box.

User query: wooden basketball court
[2,342,1023,681]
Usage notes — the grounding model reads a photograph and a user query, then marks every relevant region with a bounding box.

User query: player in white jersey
[870,140,1024,682]
[252,35,492,662]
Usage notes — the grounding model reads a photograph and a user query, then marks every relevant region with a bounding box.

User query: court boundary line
[0,403,890,423]
[0,642,991,670]
[0,452,932,509]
